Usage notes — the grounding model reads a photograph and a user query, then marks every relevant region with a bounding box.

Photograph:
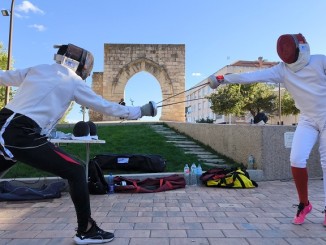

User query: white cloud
[14,13,28,19]
[192,72,202,77]
[28,24,46,32]
[16,1,45,15]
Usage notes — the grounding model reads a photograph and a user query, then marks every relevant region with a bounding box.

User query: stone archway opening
[124,71,162,121]
[90,44,185,122]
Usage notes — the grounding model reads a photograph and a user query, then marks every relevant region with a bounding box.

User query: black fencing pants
[0,108,91,232]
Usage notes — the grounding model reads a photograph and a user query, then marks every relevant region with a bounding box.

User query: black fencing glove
[140,101,157,117]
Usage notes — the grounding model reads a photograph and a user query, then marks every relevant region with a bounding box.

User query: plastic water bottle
[184,164,190,185]
[196,164,202,185]
[107,173,114,194]
[190,163,197,186]
[248,155,254,169]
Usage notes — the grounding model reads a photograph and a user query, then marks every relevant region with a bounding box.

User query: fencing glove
[140,101,157,117]
[208,75,224,89]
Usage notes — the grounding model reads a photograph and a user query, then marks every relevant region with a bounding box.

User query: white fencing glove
[208,75,224,89]
[140,101,157,117]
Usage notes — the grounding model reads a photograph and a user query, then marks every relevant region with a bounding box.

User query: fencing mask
[54,43,94,80]
[276,33,307,64]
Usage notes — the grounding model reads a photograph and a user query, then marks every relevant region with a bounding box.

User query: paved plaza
[1,178,326,245]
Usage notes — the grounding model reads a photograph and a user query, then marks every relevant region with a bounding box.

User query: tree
[208,84,243,116]
[0,42,8,108]
[59,102,74,124]
[281,91,300,123]
[208,83,277,119]
[240,83,277,117]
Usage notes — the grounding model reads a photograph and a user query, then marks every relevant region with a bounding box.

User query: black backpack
[88,159,108,195]
[92,153,167,172]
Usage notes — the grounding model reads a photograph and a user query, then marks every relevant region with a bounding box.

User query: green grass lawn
[3,123,239,178]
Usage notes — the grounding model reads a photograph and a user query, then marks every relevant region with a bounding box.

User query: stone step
[176,145,202,149]
[197,154,221,159]
[165,137,188,140]
[201,159,225,163]
[184,152,218,157]
[166,141,197,145]
[201,162,230,168]
[155,130,177,134]
[150,124,231,168]
[185,148,210,152]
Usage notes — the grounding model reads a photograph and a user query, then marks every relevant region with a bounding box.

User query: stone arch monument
[89,44,185,122]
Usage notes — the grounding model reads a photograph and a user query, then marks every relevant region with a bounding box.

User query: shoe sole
[74,237,114,244]
[292,205,312,225]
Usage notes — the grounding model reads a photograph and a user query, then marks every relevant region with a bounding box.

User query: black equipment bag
[0,181,66,201]
[88,159,108,195]
[91,153,167,173]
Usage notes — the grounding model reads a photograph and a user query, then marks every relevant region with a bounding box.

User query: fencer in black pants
[0,43,156,244]
[0,108,91,232]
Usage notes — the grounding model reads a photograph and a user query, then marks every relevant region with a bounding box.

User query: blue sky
[1,0,326,122]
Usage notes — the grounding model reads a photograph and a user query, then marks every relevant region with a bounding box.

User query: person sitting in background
[119,98,126,106]
[254,112,268,125]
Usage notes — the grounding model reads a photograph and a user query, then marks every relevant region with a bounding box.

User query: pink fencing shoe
[293,202,312,225]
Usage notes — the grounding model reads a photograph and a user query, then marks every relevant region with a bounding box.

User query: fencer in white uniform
[209,33,326,226]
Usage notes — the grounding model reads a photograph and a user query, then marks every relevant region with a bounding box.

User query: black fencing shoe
[74,220,114,244]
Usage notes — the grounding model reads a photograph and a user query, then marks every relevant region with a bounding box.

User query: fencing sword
[156,82,208,105]
[119,75,218,121]
[150,75,219,112]
[156,97,208,108]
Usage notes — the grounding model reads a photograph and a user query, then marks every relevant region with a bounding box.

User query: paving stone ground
[1,178,326,245]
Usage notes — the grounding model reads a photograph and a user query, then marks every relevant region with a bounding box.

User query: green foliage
[208,83,277,118]
[0,43,8,70]
[0,42,15,108]
[208,84,243,116]
[196,117,215,123]
[59,102,74,124]
[240,83,277,116]
[281,91,300,116]
[0,43,8,108]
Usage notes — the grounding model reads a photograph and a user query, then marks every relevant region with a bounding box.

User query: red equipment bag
[113,174,185,193]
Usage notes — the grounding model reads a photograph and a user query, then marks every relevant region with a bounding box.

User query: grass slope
[4,123,239,178]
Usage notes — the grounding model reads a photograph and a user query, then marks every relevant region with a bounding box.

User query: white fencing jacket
[0,63,141,135]
[224,55,326,128]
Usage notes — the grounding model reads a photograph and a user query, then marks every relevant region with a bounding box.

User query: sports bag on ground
[113,174,185,193]
[0,181,66,201]
[88,159,107,194]
[92,153,167,173]
[200,167,258,188]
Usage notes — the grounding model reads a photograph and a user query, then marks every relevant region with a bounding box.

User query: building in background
[185,57,280,124]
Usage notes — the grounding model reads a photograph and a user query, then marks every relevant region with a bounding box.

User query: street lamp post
[278,83,282,124]
[2,0,15,105]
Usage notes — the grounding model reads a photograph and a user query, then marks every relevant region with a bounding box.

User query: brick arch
[90,44,185,122]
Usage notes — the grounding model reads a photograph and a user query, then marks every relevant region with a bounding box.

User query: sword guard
[149,101,157,117]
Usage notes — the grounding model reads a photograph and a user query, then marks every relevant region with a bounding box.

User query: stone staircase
[149,124,230,168]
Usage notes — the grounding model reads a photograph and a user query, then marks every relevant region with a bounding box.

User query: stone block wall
[166,122,322,181]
